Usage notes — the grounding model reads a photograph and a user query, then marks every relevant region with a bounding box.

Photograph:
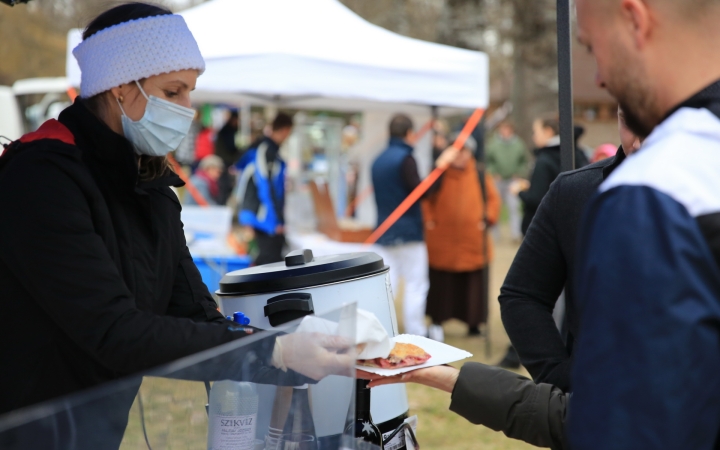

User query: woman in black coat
[0,3,349,446]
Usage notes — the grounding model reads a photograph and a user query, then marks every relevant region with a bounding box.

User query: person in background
[423,134,501,341]
[359,107,644,450]
[193,123,214,169]
[184,154,224,206]
[432,120,450,155]
[214,109,240,166]
[518,114,589,236]
[371,114,455,337]
[591,143,618,163]
[485,121,527,242]
[213,110,240,205]
[236,112,293,265]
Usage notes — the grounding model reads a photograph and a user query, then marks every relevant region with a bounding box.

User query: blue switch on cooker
[232,311,250,325]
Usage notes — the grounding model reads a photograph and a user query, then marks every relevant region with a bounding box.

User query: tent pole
[557,0,575,172]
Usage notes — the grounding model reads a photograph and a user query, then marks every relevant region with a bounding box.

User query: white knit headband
[73,14,205,98]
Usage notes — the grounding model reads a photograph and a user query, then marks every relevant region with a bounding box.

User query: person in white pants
[495,179,522,241]
[383,242,430,337]
[371,114,456,337]
[485,122,528,242]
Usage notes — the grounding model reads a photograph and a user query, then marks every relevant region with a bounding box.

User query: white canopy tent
[180,0,488,112]
[67,0,488,112]
[66,0,489,225]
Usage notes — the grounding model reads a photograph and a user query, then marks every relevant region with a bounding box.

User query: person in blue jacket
[236,113,293,265]
[571,0,720,448]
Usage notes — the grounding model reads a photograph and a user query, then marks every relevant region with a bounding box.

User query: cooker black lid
[218,249,386,295]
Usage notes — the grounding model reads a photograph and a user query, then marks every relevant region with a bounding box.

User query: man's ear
[620,0,653,50]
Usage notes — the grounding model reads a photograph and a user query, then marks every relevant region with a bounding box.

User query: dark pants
[254,230,285,266]
[426,267,489,327]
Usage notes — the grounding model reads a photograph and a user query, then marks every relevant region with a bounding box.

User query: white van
[13,77,72,132]
[0,86,23,144]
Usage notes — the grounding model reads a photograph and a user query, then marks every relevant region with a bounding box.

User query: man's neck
[653,29,720,116]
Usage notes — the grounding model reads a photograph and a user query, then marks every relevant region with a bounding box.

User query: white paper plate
[356,334,473,376]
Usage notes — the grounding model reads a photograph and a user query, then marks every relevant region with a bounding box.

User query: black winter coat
[0,100,257,416]
[451,362,567,449]
[519,145,589,235]
[500,151,625,391]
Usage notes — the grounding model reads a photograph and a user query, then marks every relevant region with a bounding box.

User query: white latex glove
[271,332,354,380]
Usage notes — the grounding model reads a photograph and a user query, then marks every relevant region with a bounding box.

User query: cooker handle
[285,249,314,266]
[264,293,314,327]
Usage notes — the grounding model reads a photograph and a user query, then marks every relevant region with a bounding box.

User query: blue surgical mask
[117,81,195,157]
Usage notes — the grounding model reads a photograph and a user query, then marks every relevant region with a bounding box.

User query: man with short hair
[371,114,454,337]
[236,112,294,265]
[485,121,527,241]
[571,0,720,447]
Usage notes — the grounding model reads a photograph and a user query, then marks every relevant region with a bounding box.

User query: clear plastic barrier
[0,305,365,450]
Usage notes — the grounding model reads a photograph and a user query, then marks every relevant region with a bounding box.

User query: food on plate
[358,343,431,369]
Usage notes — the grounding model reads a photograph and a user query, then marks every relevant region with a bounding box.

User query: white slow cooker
[217,249,410,449]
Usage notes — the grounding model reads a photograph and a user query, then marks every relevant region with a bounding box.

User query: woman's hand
[272,333,354,380]
[357,365,460,393]
[509,178,530,195]
[435,146,460,169]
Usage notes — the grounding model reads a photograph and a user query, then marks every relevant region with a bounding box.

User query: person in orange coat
[423,134,501,341]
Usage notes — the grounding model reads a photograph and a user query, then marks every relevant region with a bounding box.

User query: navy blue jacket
[569,82,720,449]
[371,138,424,245]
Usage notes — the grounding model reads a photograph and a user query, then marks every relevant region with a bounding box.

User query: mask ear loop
[116,81,149,117]
[134,80,150,101]
[116,97,129,117]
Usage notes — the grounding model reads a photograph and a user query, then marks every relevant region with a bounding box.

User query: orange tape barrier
[344,118,435,217]
[363,108,485,245]
[167,153,209,207]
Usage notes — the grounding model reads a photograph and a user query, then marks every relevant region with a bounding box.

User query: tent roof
[68,0,488,112]
[181,0,487,111]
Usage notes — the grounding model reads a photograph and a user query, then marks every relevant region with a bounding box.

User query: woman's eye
[164,91,179,98]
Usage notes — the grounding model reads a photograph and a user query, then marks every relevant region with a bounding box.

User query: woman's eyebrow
[164,80,190,89]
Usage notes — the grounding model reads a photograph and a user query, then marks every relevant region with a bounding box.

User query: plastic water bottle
[207,380,259,450]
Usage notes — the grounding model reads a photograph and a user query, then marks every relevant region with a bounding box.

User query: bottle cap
[233,311,251,325]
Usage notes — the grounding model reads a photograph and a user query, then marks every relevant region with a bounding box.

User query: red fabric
[194,129,214,161]
[19,119,75,146]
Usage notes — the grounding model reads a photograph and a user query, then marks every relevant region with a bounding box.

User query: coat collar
[388,137,414,152]
[58,99,182,192]
[663,79,720,120]
[602,147,626,180]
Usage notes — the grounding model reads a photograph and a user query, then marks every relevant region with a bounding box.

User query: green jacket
[485,134,528,179]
